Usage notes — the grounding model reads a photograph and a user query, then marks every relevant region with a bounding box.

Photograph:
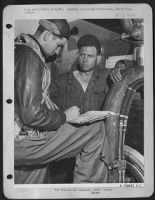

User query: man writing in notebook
[14,20,110,184]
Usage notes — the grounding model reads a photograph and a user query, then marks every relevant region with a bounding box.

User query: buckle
[28,130,40,138]
[20,129,40,137]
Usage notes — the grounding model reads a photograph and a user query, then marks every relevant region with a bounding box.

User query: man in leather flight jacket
[14,19,109,184]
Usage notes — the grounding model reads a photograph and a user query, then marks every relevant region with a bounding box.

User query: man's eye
[88,55,94,58]
[58,44,64,48]
[80,54,94,58]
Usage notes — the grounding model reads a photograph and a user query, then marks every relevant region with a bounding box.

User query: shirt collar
[15,33,45,62]
[92,66,101,81]
[68,71,75,83]
[67,64,101,83]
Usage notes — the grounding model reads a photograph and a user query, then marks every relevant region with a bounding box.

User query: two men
[14,19,109,184]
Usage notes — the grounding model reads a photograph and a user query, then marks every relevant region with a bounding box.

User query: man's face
[79,46,99,72]
[43,31,67,57]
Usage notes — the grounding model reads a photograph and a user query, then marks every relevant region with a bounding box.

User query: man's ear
[97,55,101,64]
[42,30,51,42]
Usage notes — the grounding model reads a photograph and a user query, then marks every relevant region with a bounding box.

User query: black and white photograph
[3,4,153,199]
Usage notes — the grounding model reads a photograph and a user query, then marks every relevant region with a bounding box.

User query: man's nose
[83,55,88,62]
[55,45,64,56]
[55,47,61,54]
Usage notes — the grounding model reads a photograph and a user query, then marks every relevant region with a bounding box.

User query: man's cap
[39,19,71,39]
[77,34,101,54]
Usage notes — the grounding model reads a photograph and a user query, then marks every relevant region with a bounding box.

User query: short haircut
[77,34,101,55]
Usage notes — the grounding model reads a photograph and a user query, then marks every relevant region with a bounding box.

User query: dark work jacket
[15,45,66,132]
[50,67,111,114]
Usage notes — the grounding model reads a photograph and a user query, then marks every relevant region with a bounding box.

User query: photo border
[2,2,154,199]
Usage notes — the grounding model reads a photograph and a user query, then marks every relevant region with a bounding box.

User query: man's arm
[15,48,66,131]
[110,59,134,83]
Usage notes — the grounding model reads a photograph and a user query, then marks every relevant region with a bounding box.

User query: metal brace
[108,160,126,171]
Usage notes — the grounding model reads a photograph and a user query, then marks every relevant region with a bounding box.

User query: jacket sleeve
[48,79,61,107]
[15,48,66,131]
[49,74,67,111]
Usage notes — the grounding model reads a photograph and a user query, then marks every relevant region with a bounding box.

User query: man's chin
[79,67,94,73]
[45,54,57,63]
